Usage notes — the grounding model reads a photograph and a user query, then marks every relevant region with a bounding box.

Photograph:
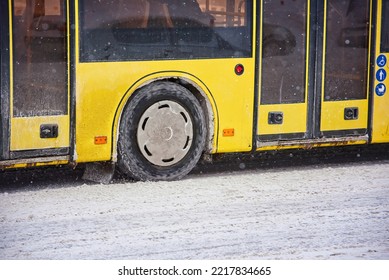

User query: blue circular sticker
[376,69,387,82]
[377,54,387,67]
[375,83,386,96]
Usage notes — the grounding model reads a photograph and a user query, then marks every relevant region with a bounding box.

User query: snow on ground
[0,159,388,260]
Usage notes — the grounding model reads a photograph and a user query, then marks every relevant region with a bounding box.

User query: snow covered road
[1,158,389,260]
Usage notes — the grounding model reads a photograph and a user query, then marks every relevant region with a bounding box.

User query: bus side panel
[371,0,389,143]
[75,59,255,163]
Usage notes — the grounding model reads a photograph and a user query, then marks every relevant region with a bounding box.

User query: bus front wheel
[117,81,207,181]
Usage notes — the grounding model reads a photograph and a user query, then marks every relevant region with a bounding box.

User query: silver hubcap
[137,101,193,166]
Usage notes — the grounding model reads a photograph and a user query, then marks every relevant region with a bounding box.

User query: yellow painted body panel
[10,116,70,150]
[257,103,307,135]
[320,100,369,131]
[371,1,389,143]
[75,59,256,162]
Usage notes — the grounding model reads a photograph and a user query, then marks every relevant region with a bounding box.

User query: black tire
[117,81,207,181]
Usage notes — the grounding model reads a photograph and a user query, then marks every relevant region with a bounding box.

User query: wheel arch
[111,72,219,162]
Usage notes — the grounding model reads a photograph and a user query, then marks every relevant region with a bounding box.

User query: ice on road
[1,161,388,259]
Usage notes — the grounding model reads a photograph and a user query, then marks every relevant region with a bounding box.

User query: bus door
[257,0,372,144]
[6,0,70,160]
[320,0,371,138]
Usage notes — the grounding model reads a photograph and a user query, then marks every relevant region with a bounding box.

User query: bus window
[381,0,389,52]
[324,0,370,101]
[12,0,67,117]
[79,0,252,62]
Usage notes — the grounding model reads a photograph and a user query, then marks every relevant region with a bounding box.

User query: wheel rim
[137,100,194,167]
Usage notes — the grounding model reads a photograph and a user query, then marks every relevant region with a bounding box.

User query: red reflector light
[235,64,244,75]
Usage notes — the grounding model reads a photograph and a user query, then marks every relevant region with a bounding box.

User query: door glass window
[260,0,307,104]
[324,0,370,101]
[12,0,67,117]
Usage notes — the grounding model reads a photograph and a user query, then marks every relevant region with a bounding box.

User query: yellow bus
[1,0,388,181]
